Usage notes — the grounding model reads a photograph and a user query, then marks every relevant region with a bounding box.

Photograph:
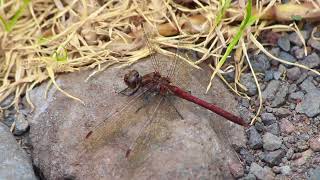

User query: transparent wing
[125,95,181,165]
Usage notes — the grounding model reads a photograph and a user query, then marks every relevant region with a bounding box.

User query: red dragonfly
[84,26,248,159]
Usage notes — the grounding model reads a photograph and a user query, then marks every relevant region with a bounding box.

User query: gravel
[271,83,289,107]
[240,73,258,96]
[260,113,277,126]
[265,123,280,136]
[309,136,320,152]
[262,80,281,102]
[249,163,274,180]
[300,52,320,68]
[262,149,286,166]
[308,38,320,51]
[247,127,263,149]
[279,118,295,134]
[279,51,297,67]
[286,67,301,81]
[251,54,271,73]
[13,113,29,136]
[277,36,290,51]
[263,132,283,151]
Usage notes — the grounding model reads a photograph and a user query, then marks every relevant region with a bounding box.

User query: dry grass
[0,0,319,124]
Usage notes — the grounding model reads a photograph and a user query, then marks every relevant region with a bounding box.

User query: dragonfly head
[124,70,142,89]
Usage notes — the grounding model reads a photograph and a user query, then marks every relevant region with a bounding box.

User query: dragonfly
[84,26,248,160]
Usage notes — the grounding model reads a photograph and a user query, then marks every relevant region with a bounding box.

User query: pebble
[300,52,320,68]
[251,54,271,73]
[295,89,320,117]
[288,31,309,46]
[13,113,29,136]
[288,84,297,93]
[264,70,274,81]
[279,118,295,134]
[300,76,317,92]
[265,123,280,136]
[277,36,291,51]
[263,149,286,166]
[247,127,263,149]
[0,123,37,180]
[270,48,280,66]
[293,149,313,166]
[271,83,289,107]
[296,72,308,84]
[279,51,297,67]
[260,113,277,126]
[286,67,301,81]
[263,132,283,151]
[286,148,294,160]
[293,47,305,59]
[273,108,291,118]
[262,80,280,102]
[279,165,291,175]
[240,73,257,96]
[289,91,304,101]
[309,136,320,152]
[249,163,274,180]
[273,71,281,80]
[308,166,320,180]
[308,38,320,51]
[228,161,245,178]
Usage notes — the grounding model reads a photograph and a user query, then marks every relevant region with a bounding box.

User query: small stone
[262,80,281,102]
[279,165,291,175]
[265,123,280,136]
[273,108,291,118]
[279,118,295,134]
[289,91,304,101]
[286,148,294,160]
[249,163,274,180]
[270,48,280,66]
[309,136,320,152]
[271,83,289,107]
[263,132,283,151]
[289,31,309,46]
[260,113,277,126]
[293,47,305,59]
[296,89,320,117]
[228,161,244,178]
[288,84,297,93]
[240,73,257,96]
[286,67,301,81]
[247,127,263,149]
[300,76,317,92]
[296,72,308,84]
[300,53,320,68]
[295,140,309,152]
[251,54,271,73]
[263,149,286,166]
[293,149,313,166]
[13,113,29,136]
[222,71,235,83]
[272,166,281,174]
[264,70,274,81]
[273,71,281,80]
[277,36,291,51]
[308,38,320,51]
[239,148,255,165]
[279,51,297,67]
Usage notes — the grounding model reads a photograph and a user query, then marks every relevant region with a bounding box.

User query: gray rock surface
[271,83,289,107]
[260,113,276,126]
[251,54,271,73]
[286,67,301,81]
[0,123,36,180]
[27,54,246,180]
[249,163,274,180]
[262,80,281,102]
[263,132,282,151]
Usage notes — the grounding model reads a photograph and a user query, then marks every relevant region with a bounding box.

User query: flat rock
[27,54,246,180]
[0,123,36,180]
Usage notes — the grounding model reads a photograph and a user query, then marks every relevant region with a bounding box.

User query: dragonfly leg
[119,86,140,96]
[135,91,158,113]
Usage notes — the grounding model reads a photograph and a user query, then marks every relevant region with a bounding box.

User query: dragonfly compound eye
[124,70,142,89]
